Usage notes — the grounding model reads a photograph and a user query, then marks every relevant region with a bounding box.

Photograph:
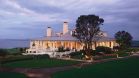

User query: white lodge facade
[25,22,118,56]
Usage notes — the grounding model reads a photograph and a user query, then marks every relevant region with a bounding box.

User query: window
[32,42,35,46]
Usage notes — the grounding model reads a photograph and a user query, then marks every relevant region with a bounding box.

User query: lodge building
[25,22,118,55]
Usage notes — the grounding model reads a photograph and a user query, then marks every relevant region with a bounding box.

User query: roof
[32,34,115,42]
[97,37,115,41]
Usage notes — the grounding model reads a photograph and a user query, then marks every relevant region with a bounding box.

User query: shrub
[69,51,84,59]
[3,48,24,55]
[65,47,70,51]
[57,46,65,52]
[57,47,71,52]
[113,46,120,51]
[95,46,113,54]
[0,49,8,57]
[92,50,103,56]
[69,52,82,56]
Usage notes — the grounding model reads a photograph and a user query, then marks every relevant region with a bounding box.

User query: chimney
[47,27,52,37]
[63,22,68,35]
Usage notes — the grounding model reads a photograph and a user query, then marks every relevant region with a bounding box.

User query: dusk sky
[0,0,139,40]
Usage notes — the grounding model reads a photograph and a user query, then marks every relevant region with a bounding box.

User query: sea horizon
[0,39,30,49]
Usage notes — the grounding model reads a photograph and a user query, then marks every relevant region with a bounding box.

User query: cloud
[0,0,139,40]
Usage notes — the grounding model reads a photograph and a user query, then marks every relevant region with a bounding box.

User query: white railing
[24,48,75,58]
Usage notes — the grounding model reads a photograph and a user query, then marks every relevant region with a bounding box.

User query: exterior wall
[26,40,118,55]
[94,40,117,49]
[29,40,117,51]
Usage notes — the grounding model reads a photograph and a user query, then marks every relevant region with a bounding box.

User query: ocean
[0,39,30,49]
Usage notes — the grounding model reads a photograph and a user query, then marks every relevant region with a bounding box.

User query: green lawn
[52,57,139,78]
[3,58,78,68]
[0,72,27,78]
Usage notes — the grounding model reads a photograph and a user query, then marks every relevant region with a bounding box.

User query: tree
[74,14,104,60]
[115,31,133,49]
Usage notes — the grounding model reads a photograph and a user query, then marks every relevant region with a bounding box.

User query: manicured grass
[102,55,117,59]
[0,72,27,78]
[115,51,129,57]
[3,58,78,68]
[93,55,117,60]
[52,57,139,78]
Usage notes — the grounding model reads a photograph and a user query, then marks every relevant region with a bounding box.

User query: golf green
[52,57,139,78]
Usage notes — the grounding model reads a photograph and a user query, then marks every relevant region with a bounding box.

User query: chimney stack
[47,27,52,37]
[63,22,68,35]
